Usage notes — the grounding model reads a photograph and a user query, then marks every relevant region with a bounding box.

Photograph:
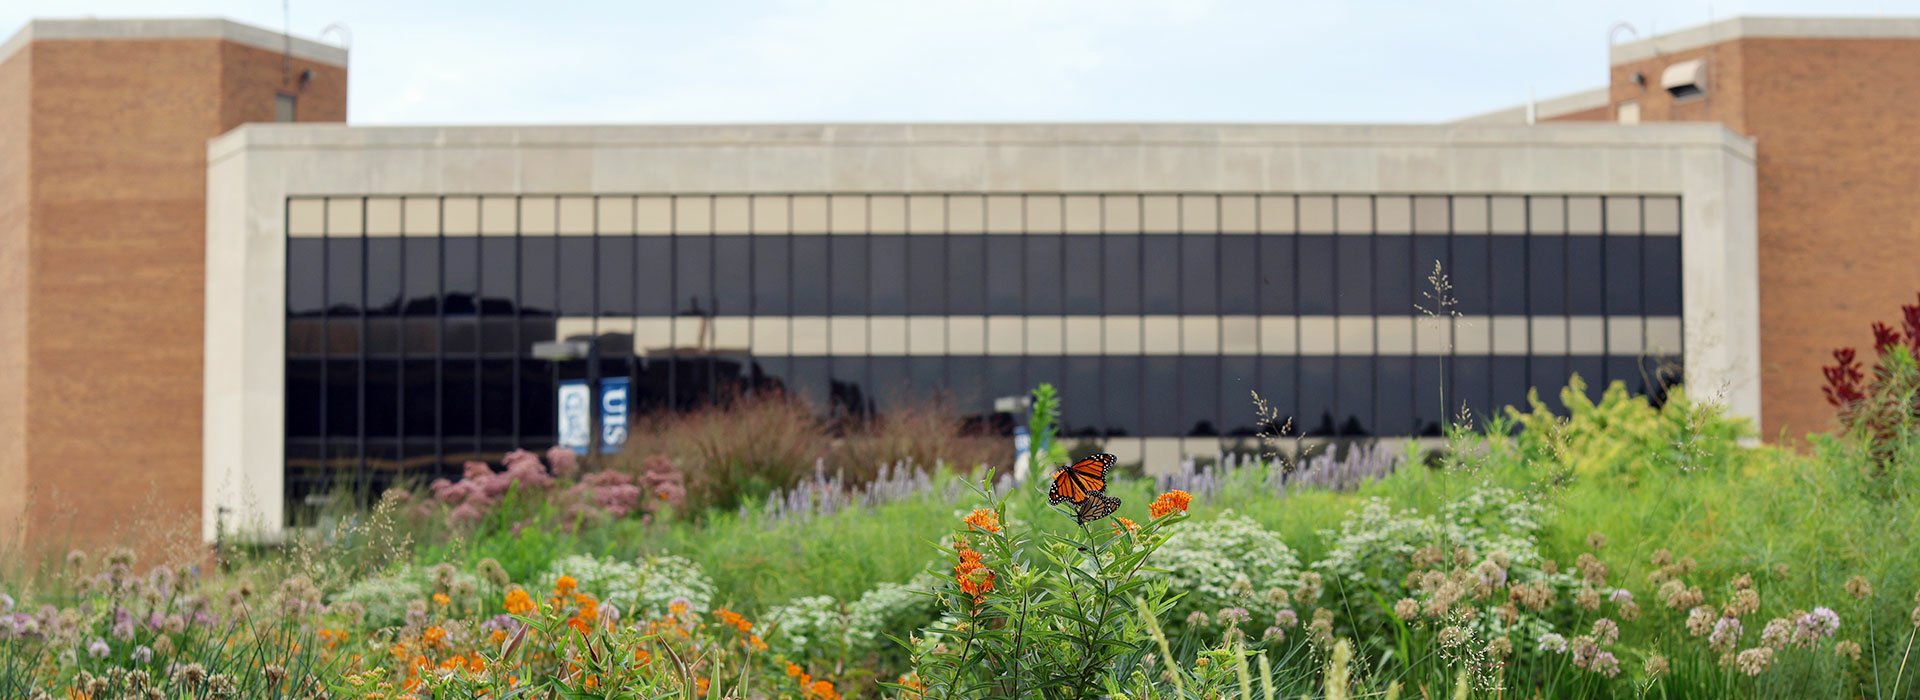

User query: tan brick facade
[1,29,345,552]
[1612,36,1920,439]
[0,50,29,549]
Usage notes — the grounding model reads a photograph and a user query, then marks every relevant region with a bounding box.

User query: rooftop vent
[1661,59,1706,99]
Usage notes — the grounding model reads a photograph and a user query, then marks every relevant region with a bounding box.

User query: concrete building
[1,15,1914,546]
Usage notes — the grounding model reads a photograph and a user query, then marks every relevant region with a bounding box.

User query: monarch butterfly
[1074,493,1122,525]
[1048,453,1116,506]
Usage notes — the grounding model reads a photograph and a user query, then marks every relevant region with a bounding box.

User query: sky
[4,0,1911,125]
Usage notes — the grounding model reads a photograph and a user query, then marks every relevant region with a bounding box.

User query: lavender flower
[1760,618,1792,649]
[88,638,110,658]
[1709,616,1744,653]
[1591,651,1621,678]
[132,645,153,663]
[0,593,12,614]
[1591,618,1619,645]
[1537,632,1568,653]
[1736,647,1774,676]
[1608,588,1633,604]
[1273,609,1298,628]
[1217,607,1251,626]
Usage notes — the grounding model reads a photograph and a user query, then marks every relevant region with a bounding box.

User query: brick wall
[1611,37,1920,439]
[0,49,28,549]
[18,35,344,551]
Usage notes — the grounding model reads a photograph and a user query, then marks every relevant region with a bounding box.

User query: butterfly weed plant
[902,466,1193,700]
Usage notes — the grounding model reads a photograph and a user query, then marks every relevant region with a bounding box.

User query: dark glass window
[1490,238,1528,315]
[477,238,518,314]
[287,359,323,437]
[1491,357,1530,420]
[1644,237,1682,316]
[1025,236,1063,315]
[1219,356,1257,436]
[1372,235,1412,315]
[402,239,439,315]
[517,238,556,315]
[714,236,752,316]
[287,319,324,356]
[1103,235,1141,315]
[830,356,868,418]
[366,238,402,316]
[947,356,986,414]
[985,357,1024,427]
[1180,236,1216,315]
[519,359,555,442]
[1258,356,1297,434]
[1375,356,1413,436]
[1063,356,1102,437]
[676,236,713,315]
[1604,237,1641,315]
[1143,356,1180,435]
[789,357,831,415]
[1568,356,1606,404]
[1296,236,1335,315]
[831,236,867,315]
[1182,357,1218,436]
[288,239,327,315]
[1451,235,1490,316]
[442,317,477,354]
[1064,237,1102,315]
[985,237,1023,315]
[1335,237,1372,315]
[635,238,673,315]
[1103,356,1141,436]
[947,236,986,315]
[403,359,436,438]
[479,359,516,438]
[791,236,829,315]
[440,360,477,438]
[1258,236,1295,315]
[907,237,946,315]
[869,356,910,413]
[478,317,517,355]
[869,235,907,315]
[1219,237,1258,315]
[325,239,363,314]
[1528,236,1567,315]
[1025,355,1064,420]
[1452,356,1490,431]
[1299,356,1335,437]
[443,238,479,315]
[1566,237,1604,315]
[325,359,358,437]
[1530,356,1569,416]
[1411,236,1450,315]
[597,237,635,316]
[1412,358,1447,436]
[1336,356,1372,436]
[751,355,788,398]
[365,318,400,355]
[1141,236,1179,314]
[364,360,399,438]
[557,237,597,315]
[753,237,791,315]
[908,357,945,402]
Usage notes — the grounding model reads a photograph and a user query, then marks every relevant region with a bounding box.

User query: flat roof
[1611,15,1920,64]
[1,17,348,67]
[1452,87,1610,125]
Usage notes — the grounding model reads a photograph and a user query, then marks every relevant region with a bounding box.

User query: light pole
[532,338,599,459]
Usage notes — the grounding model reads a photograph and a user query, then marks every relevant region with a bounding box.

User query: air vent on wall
[1661,59,1706,99]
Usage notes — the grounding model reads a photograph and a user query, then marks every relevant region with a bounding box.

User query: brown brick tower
[1606,17,1920,440]
[0,19,346,552]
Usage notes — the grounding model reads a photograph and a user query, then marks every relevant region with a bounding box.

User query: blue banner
[557,379,591,453]
[600,377,629,454]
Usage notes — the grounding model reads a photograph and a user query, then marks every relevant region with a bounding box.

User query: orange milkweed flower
[432,593,451,606]
[808,679,839,700]
[554,575,578,595]
[634,649,651,664]
[963,508,1001,533]
[1149,490,1192,518]
[785,662,803,677]
[696,678,710,695]
[422,626,448,647]
[488,629,508,645]
[503,589,535,616]
[748,634,768,652]
[955,560,996,599]
[1114,517,1139,534]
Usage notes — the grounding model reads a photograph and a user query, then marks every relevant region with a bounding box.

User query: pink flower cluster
[431,448,562,527]
[427,447,688,529]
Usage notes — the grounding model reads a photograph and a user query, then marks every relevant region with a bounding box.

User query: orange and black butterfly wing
[1075,493,1122,524]
[1047,453,1117,505]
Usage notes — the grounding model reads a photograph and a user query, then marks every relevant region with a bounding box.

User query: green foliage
[1029,383,1068,469]
[1498,374,1753,483]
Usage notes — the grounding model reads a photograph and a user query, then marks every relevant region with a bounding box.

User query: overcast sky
[4,0,1909,124]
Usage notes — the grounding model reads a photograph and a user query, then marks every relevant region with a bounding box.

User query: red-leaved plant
[1822,292,1920,465]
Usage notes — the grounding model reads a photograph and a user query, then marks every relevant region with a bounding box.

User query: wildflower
[132,645,153,663]
[1772,562,1790,579]
[1591,618,1619,645]
[1536,633,1567,654]
[1541,559,1559,576]
[1796,607,1841,645]
[1569,635,1600,668]
[749,634,768,652]
[1650,549,1673,567]
[636,649,652,664]
[1113,517,1139,535]
[1273,609,1298,628]
[174,662,207,686]
[963,508,1001,533]
[432,593,451,606]
[1586,532,1607,550]
[1575,587,1601,611]
[1485,636,1512,658]
[1726,589,1760,617]
[1709,617,1744,653]
[1186,611,1211,627]
[1263,626,1285,642]
[1393,598,1419,620]
[66,550,87,569]
[1732,573,1754,590]
[1265,587,1291,607]
[1619,600,1642,622]
[1846,575,1873,600]
[1228,576,1254,599]
[696,678,710,695]
[1295,572,1323,605]
[1437,626,1468,649]
[1591,651,1621,678]
[1217,607,1251,626]
[1493,603,1520,625]
[477,559,511,588]
[504,589,535,616]
[422,626,448,648]
[489,629,508,645]
[1608,588,1633,603]
[1645,654,1670,678]
[1148,490,1192,518]
[88,638,110,658]
[954,558,995,600]
[554,575,579,595]
[1836,640,1863,661]
[1735,647,1774,676]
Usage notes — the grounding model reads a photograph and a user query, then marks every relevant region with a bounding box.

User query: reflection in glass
[1489,238,1527,315]
[1372,235,1411,315]
[1143,357,1180,435]
[1528,236,1566,315]
[1064,237,1101,315]
[1219,356,1257,436]
[1182,357,1218,436]
[869,235,907,315]
[326,359,358,437]
[1258,236,1295,315]
[1375,356,1413,436]
[1142,236,1179,314]
[1024,236,1063,315]
[947,235,985,315]
[1565,237,1604,315]
[985,237,1022,315]
[907,237,946,314]
[1604,238,1641,315]
[677,236,713,315]
[791,236,829,315]
[1451,235,1489,315]
[1296,236,1334,315]
[714,236,752,315]
[364,238,401,315]
[1452,356,1490,432]
[1336,356,1371,436]
[1412,358,1446,436]
[364,359,399,438]
[1103,235,1140,314]
[831,236,867,315]
[1335,237,1371,315]
[289,239,327,315]
[1298,357,1335,437]
[287,359,323,437]
[1218,237,1257,315]
[326,239,362,314]
[1644,237,1682,316]
[1103,356,1141,436]
[558,237,597,315]
[1180,237,1216,314]
[1062,356,1102,437]
[403,359,436,438]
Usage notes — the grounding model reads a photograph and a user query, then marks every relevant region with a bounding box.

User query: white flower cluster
[330,565,482,628]
[544,554,644,611]
[764,573,941,662]
[1146,510,1303,623]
